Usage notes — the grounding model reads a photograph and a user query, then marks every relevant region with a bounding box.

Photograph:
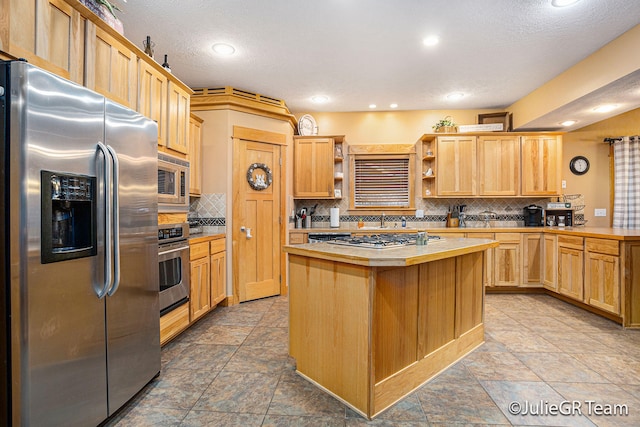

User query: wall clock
[569,155,590,175]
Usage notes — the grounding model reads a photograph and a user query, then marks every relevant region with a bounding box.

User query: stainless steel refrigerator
[0,60,161,426]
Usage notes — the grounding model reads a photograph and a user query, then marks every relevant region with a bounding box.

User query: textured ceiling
[118,0,640,128]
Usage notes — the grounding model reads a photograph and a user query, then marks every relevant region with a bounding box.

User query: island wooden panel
[288,255,372,413]
[418,257,455,357]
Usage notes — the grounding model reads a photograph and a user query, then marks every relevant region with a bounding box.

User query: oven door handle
[159,246,189,256]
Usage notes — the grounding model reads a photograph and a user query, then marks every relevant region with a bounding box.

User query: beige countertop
[283,237,498,267]
[188,226,226,244]
[289,226,640,240]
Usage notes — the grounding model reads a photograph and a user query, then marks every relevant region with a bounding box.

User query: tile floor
[106,294,640,426]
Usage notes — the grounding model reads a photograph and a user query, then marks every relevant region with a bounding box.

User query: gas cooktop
[327,233,441,249]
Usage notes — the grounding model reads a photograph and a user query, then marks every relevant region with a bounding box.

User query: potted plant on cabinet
[79,0,125,34]
[432,116,457,133]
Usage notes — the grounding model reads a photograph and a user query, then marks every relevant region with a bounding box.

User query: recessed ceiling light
[311,95,329,104]
[446,92,465,101]
[551,0,581,7]
[390,103,398,109]
[369,104,377,109]
[212,43,236,55]
[422,36,439,47]
[593,104,618,113]
[560,120,577,127]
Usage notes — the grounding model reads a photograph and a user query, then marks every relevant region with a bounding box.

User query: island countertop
[283,237,498,267]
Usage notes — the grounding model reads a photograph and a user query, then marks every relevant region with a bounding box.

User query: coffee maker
[523,204,544,227]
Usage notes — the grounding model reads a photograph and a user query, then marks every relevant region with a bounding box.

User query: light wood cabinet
[166,81,190,155]
[478,135,520,196]
[542,234,557,290]
[522,233,542,287]
[7,0,85,83]
[557,235,584,301]
[584,238,620,315]
[188,113,203,196]
[468,232,494,287]
[189,242,211,321]
[210,238,227,306]
[85,23,137,109]
[493,233,521,287]
[293,136,343,198]
[138,59,167,147]
[521,135,562,196]
[436,136,477,196]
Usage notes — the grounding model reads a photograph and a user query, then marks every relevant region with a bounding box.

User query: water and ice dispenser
[41,170,97,263]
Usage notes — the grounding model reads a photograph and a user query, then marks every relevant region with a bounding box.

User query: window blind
[353,158,410,207]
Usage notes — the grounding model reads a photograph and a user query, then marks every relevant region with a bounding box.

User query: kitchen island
[284,237,498,419]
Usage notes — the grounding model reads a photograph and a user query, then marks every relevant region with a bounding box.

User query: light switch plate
[594,208,606,217]
[415,209,425,218]
[562,180,567,189]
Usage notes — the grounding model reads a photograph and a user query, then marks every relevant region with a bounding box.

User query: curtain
[612,136,640,228]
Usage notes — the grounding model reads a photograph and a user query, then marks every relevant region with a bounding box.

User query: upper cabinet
[6,0,85,83]
[165,81,190,155]
[293,135,344,199]
[420,132,562,198]
[478,135,520,196]
[188,113,203,196]
[85,24,137,109]
[521,135,562,196]
[138,59,167,147]
[436,135,477,196]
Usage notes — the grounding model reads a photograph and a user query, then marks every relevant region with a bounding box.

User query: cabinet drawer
[190,242,209,260]
[558,235,583,249]
[160,302,189,346]
[210,238,226,254]
[495,233,520,243]
[585,238,619,256]
[289,233,306,244]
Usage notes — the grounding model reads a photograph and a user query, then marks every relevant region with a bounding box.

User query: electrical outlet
[415,209,425,218]
[594,208,606,217]
[561,180,567,189]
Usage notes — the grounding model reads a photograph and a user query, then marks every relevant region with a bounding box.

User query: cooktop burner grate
[327,233,441,249]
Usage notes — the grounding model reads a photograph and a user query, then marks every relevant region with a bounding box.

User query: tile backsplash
[294,197,585,228]
[189,193,226,226]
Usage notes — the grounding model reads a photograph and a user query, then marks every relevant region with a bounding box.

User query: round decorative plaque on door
[246,163,272,190]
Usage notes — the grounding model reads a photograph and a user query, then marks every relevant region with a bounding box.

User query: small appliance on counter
[545,208,573,227]
[188,219,203,235]
[523,205,544,227]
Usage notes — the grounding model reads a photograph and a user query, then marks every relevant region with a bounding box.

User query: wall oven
[158,152,189,212]
[158,223,190,314]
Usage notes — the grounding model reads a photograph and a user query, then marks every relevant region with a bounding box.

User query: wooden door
[558,246,584,301]
[478,136,520,196]
[585,252,620,315]
[522,233,542,286]
[436,136,477,196]
[542,234,557,290]
[521,135,561,196]
[293,136,334,198]
[493,233,520,287]
[233,129,283,303]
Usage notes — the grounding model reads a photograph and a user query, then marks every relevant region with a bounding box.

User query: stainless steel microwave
[158,153,189,212]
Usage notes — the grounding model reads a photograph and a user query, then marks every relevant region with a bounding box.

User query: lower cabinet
[159,302,190,346]
[493,233,521,287]
[584,238,620,315]
[468,232,494,287]
[542,234,557,291]
[557,235,584,301]
[210,238,227,306]
[189,242,211,321]
[522,233,542,287]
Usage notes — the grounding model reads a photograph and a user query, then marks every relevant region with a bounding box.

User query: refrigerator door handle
[106,145,121,296]
[96,142,113,298]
